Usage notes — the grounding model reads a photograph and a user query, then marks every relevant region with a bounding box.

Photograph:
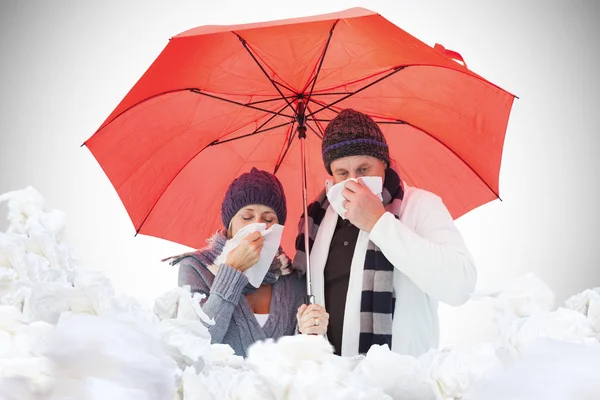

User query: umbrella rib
[208,102,289,146]
[305,103,325,139]
[303,19,339,99]
[306,97,341,116]
[305,121,323,140]
[210,121,293,146]
[84,88,202,142]
[406,124,501,199]
[273,119,297,174]
[306,66,407,118]
[134,115,292,235]
[233,32,298,113]
[247,95,297,106]
[310,117,500,198]
[304,82,500,199]
[189,89,294,118]
[308,117,407,124]
[308,92,352,96]
[300,65,501,198]
[272,80,298,95]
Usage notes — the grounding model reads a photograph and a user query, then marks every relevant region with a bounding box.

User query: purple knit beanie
[322,109,390,175]
[221,168,287,229]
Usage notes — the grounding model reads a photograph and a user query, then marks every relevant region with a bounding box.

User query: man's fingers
[356,177,369,188]
[341,188,356,201]
[344,180,362,192]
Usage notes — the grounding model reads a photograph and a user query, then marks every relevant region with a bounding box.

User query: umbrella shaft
[300,135,314,300]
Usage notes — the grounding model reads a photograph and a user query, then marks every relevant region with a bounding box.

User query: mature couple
[166,109,477,358]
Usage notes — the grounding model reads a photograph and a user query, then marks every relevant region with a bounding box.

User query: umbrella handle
[434,43,468,69]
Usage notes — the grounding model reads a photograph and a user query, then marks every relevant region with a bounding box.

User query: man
[294,109,477,357]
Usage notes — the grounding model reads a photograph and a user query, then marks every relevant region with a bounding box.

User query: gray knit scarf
[164,230,295,294]
[293,167,404,354]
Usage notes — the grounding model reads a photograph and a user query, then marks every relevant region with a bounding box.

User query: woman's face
[228,204,279,238]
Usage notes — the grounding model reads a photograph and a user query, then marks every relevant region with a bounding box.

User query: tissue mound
[0,186,599,400]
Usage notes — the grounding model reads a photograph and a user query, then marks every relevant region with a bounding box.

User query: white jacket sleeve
[369,191,477,306]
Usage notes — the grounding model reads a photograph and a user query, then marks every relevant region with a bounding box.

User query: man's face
[329,155,387,184]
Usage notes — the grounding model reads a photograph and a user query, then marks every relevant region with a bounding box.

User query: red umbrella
[84,8,515,298]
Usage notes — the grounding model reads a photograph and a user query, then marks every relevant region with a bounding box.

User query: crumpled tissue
[352,344,434,400]
[3,185,600,400]
[44,312,178,400]
[214,222,284,287]
[246,334,390,400]
[419,344,502,400]
[326,176,383,219]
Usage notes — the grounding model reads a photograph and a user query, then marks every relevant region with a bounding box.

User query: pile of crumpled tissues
[0,187,599,400]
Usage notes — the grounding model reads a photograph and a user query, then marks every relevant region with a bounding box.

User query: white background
[1,0,599,347]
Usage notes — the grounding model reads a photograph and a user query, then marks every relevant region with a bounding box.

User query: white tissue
[419,344,502,400]
[245,334,390,400]
[468,338,600,400]
[352,345,434,400]
[325,176,383,219]
[214,223,284,288]
[3,185,600,400]
[502,307,597,358]
[154,285,213,324]
[158,319,212,370]
[472,273,556,339]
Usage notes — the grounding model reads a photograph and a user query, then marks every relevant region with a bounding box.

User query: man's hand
[341,178,386,232]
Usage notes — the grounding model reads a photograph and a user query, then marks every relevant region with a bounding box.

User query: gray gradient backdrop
[1,0,599,347]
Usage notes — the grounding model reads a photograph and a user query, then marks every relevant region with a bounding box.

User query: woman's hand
[225,231,264,272]
[297,303,329,335]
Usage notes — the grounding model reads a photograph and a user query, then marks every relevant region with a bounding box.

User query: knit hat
[221,168,287,229]
[321,109,390,175]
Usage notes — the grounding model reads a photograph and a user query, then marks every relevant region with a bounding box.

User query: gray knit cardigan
[177,257,306,357]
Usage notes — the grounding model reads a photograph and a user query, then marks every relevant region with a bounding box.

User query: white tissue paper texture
[1,186,600,400]
[326,176,383,219]
[213,222,284,287]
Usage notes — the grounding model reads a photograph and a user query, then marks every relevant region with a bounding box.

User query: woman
[165,168,325,357]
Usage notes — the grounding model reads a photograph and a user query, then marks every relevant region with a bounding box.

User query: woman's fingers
[297,304,308,319]
[297,304,330,335]
[300,309,324,325]
[244,231,263,242]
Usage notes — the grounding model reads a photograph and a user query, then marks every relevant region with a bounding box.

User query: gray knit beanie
[321,109,390,175]
[221,168,287,229]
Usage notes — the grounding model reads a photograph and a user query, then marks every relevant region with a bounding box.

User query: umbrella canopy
[84,7,516,256]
